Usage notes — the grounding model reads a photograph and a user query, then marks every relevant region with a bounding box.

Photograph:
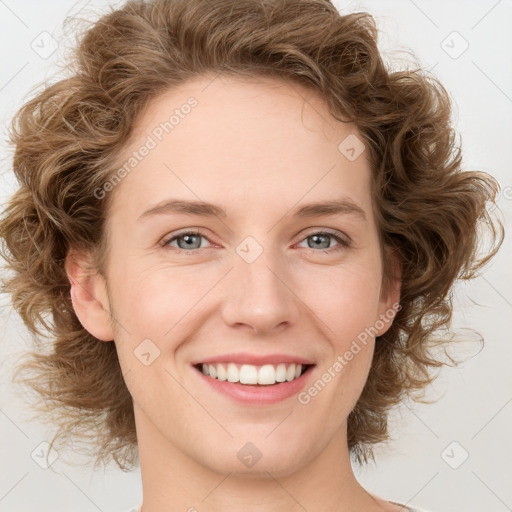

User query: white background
[0,1,511,511]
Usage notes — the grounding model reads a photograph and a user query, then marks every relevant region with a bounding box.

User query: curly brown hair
[0,0,503,471]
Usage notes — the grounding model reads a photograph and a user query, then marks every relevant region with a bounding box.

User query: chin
[198,439,311,479]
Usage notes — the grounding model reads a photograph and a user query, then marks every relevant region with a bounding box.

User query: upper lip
[191,352,316,366]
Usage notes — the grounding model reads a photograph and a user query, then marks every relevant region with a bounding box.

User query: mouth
[193,362,315,386]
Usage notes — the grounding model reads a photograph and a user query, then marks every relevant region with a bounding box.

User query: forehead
[108,74,372,223]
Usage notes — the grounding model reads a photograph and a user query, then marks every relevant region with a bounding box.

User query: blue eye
[161,229,350,253]
[297,231,350,251]
[162,230,212,251]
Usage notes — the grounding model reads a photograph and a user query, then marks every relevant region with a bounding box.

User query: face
[70,74,399,478]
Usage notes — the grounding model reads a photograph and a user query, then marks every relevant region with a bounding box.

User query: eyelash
[160,229,351,254]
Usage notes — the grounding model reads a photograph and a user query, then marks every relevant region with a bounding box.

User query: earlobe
[65,249,115,342]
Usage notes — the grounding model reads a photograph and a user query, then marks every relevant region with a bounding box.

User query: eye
[161,230,213,252]
[161,229,350,254]
[296,230,351,252]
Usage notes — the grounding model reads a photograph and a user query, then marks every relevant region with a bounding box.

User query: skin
[66,74,402,512]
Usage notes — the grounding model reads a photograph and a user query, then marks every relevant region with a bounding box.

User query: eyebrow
[137,198,367,222]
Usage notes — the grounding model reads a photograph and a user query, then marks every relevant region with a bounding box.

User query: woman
[0,0,503,510]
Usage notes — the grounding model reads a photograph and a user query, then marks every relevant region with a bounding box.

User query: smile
[195,362,312,386]
[192,362,316,405]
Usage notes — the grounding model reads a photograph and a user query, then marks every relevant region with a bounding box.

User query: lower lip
[193,365,315,405]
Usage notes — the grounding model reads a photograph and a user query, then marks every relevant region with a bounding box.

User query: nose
[220,244,301,335]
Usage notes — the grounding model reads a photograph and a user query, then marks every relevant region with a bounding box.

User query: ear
[65,249,115,341]
[375,246,402,337]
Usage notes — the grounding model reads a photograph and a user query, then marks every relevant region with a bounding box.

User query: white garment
[128,503,429,511]
[390,502,430,512]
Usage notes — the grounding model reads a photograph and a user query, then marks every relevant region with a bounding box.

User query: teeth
[200,362,306,385]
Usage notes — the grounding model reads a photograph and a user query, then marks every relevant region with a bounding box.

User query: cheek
[111,262,206,332]
[298,258,383,341]
[297,260,381,400]
[303,269,379,425]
